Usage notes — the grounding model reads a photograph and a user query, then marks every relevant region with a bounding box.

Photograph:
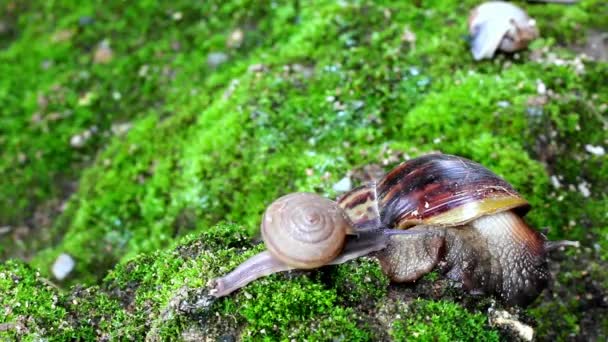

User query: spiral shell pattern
[262,192,351,269]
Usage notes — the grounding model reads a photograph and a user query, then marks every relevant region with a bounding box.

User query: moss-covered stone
[1,0,607,340]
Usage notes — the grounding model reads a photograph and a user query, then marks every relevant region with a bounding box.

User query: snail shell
[338,154,553,305]
[339,154,529,229]
[468,1,539,60]
[262,192,354,269]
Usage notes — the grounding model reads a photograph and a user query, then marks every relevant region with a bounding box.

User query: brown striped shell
[338,153,557,305]
[338,153,529,230]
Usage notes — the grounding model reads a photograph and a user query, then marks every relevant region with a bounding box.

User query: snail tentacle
[544,239,580,252]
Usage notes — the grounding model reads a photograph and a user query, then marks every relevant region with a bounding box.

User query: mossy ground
[1,0,606,340]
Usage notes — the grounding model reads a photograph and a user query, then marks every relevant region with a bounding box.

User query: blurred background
[0,0,606,340]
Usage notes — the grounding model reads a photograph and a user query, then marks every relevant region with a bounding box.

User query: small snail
[208,154,576,305]
[208,192,404,297]
[468,1,539,60]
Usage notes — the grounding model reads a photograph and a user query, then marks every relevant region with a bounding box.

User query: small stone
[0,20,8,35]
[550,175,561,189]
[93,40,114,64]
[70,129,92,148]
[578,182,591,197]
[51,253,75,281]
[77,92,96,106]
[78,16,95,26]
[401,27,416,44]
[497,100,510,108]
[138,64,149,77]
[227,28,244,48]
[584,144,605,156]
[172,11,183,21]
[222,79,240,99]
[248,63,267,73]
[332,177,352,192]
[536,80,546,95]
[291,63,314,78]
[207,52,229,68]
[51,29,75,43]
[111,122,132,136]
[0,226,11,235]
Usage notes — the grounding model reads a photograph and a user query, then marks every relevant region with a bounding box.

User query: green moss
[1,0,607,340]
[390,299,500,341]
[290,307,373,341]
[0,260,66,340]
[331,257,389,305]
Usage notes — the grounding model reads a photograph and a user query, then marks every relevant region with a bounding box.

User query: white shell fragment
[489,309,534,341]
[468,1,539,60]
[584,144,605,156]
[52,253,76,281]
[332,176,352,192]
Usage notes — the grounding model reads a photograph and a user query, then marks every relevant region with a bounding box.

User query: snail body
[468,1,539,60]
[209,154,575,305]
[337,154,549,305]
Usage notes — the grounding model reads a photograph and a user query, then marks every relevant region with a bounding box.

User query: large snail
[468,1,539,60]
[208,154,576,305]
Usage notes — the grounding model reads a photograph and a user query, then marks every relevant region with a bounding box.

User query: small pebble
[584,144,605,156]
[93,40,113,64]
[401,27,416,44]
[247,63,266,73]
[227,28,244,48]
[70,129,92,148]
[78,16,95,26]
[578,182,591,197]
[172,12,182,21]
[0,226,11,235]
[536,80,546,95]
[550,175,561,189]
[207,52,228,68]
[51,253,75,281]
[111,122,132,136]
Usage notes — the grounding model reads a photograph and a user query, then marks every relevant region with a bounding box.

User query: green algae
[1,0,607,340]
